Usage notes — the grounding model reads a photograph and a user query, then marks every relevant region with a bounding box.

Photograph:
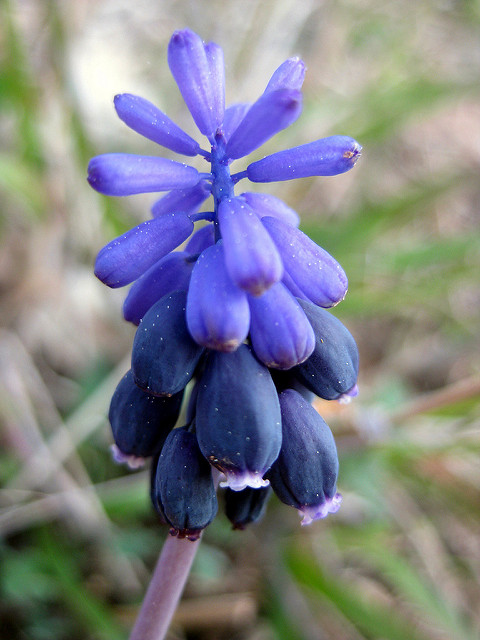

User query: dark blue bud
[293,299,359,400]
[123,251,194,325]
[266,389,342,525]
[224,486,272,530]
[196,345,282,491]
[270,369,316,404]
[132,291,204,396]
[152,426,218,540]
[94,213,194,288]
[109,370,183,466]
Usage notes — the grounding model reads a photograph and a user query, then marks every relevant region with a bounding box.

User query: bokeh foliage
[1,1,479,639]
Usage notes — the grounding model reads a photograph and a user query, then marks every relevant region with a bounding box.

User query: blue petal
[87,154,200,196]
[196,345,282,490]
[247,135,362,182]
[262,216,348,307]
[266,389,341,524]
[264,57,306,93]
[185,224,215,254]
[248,282,315,370]
[114,93,200,156]
[221,103,250,141]
[205,41,225,131]
[225,89,302,160]
[218,197,283,295]
[123,251,194,324]
[186,241,250,352]
[240,192,300,227]
[94,213,194,288]
[168,29,220,138]
[151,182,211,217]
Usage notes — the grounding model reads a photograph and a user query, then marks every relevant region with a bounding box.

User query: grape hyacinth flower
[88,28,361,640]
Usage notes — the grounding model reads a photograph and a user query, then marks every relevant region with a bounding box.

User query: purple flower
[89,28,362,532]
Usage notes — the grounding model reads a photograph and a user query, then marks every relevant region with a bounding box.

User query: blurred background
[1,0,479,638]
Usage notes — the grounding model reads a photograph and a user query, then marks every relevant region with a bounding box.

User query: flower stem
[129,533,201,640]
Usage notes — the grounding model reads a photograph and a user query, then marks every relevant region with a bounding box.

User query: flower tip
[110,444,146,469]
[299,493,342,525]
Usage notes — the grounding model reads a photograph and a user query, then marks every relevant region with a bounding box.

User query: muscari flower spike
[89,28,361,537]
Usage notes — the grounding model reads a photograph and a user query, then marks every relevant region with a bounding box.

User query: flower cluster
[89,29,361,540]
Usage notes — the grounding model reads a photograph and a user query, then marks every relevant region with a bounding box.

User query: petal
[87,154,200,196]
[218,197,283,295]
[225,89,302,160]
[205,41,225,131]
[123,251,194,325]
[266,389,340,520]
[153,426,217,540]
[196,345,282,489]
[168,29,218,137]
[262,216,348,307]
[248,282,315,370]
[185,224,216,254]
[221,103,251,141]
[186,241,250,352]
[151,182,211,217]
[264,56,306,93]
[94,213,194,288]
[109,369,183,458]
[247,135,362,182]
[293,299,359,400]
[240,192,300,227]
[114,93,200,156]
[132,291,205,397]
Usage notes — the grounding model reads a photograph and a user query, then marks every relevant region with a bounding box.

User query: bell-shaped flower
[168,29,224,138]
[218,197,283,295]
[240,192,300,227]
[247,135,361,182]
[224,486,272,530]
[109,369,183,468]
[266,389,342,525]
[152,426,218,540]
[264,56,306,93]
[94,213,194,288]
[151,182,211,217]
[132,291,204,397]
[196,345,282,491]
[262,215,347,307]
[87,153,200,196]
[225,89,302,160]
[123,251,194,325]
[114,93,201,156]
[186,241,250,352]
[248,282,315,370]
[293,298,359,400]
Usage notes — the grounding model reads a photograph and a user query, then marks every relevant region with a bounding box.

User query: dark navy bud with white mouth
[266,389,341,525]
[109,369,184,468]
[196,344,282,491]
[152,425,218,541]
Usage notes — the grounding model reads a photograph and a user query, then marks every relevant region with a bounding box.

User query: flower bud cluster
[90,29,361,540]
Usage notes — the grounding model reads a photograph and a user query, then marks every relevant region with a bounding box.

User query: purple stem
[129,533,201,640]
